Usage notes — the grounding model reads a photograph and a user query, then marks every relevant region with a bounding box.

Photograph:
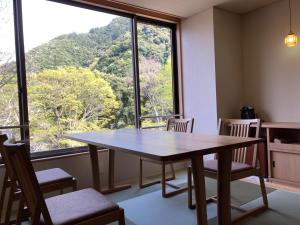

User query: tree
[140,58,173,125]
[25,33,99,73]
[27,66,119,151]
[95,32,133,77]
[102,73,135,128]
[0,75,19,126]
[137,23,171,64]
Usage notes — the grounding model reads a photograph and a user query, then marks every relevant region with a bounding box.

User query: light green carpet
[107,177,275,206]
[107,178,276,225]
[21,183,300,225]
[25,175,300,225]
[109,188,300,225]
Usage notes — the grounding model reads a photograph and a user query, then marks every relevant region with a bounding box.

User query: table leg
[101,149,131,194]
[191,155,207,225]
[88,144,101,192]
[217,150,232,225]
[108,149,115,189]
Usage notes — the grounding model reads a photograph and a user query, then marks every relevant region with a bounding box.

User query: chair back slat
[218,118,261,166]
[166,118,194,133]
[2,140,52,225]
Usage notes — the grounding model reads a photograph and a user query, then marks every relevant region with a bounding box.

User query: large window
[0,0,179,156]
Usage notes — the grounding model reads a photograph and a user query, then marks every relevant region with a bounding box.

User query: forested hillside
[25,17,171,76]
[0,17,174,151]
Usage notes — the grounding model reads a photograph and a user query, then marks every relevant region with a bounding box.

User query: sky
[0,0,117,56]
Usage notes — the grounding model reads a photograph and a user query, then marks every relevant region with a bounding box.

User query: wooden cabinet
[263,122,300,187]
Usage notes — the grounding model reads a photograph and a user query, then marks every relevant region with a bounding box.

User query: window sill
[0,146,108,166]
[30,146,89,161]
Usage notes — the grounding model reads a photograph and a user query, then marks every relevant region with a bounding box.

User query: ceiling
[116,0,280,17]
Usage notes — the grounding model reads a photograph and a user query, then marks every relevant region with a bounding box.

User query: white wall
[182,0,300,127]
[181,8,218,134]
[0,150,182,193]
[214,8,244,119]
[242,0,300,122]
[181,7,244,133]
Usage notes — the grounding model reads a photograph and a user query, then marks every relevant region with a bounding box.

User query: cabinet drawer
[269,142,300,153]
[272,152,300,183]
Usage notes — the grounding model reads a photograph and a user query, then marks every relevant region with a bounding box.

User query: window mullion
[170,25,180,115]
[131,16,141,129]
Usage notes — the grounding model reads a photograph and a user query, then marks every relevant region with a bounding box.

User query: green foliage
[89,17,131,45]
[0,74,19,126]
[102,73,135,128]
[26,33,99,73]
[95,32,133,77]
[140,58,173,117]
[27,67,119,150]
[137,23,171,64]
[22,17,171,78]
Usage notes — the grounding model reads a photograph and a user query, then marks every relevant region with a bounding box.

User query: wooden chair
[187,118,268,224]
[2,139,125,225]
[0,134,77,225]
[139,118,194,198]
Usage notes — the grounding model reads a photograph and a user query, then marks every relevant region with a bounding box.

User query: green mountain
[24,17,171,77]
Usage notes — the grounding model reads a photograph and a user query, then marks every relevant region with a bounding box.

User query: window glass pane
[22,0,134,152]
[0,0,20,127]
[0,128,21,141]
[137,22,174,128]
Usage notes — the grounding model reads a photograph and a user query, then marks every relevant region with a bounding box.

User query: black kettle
[240,106,255,119]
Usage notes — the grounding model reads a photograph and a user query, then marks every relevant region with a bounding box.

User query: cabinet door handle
[272,161,276,167]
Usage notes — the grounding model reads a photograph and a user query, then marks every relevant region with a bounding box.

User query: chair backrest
[0,134,16,182]
[2,140,52,225]
[217,118,261,167]
[166,118,194,133]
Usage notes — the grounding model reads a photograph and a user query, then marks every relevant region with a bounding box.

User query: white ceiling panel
[116,0,280,17]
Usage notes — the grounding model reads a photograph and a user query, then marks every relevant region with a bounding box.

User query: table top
[262,122,300,129]
[64,129,262,161]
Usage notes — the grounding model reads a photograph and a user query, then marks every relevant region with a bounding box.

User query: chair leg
[162,163,166,197]
[72,178,77,191]
[259,175,268,207]
[118,208,125,225]
[139,158,143,188]
[139,160,163,189]
[15,196,25,225]
[187,166,195,209]
[4,186,15,225]
[0,172,8,222]
[139,159,178,192]
[170,163,176,180]
[229,175,268,224]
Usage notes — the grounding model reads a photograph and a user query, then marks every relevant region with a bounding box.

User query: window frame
[135,16,180,123]
[0,0,180,161]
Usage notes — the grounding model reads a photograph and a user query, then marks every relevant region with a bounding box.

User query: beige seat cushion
[204,160,253,173]
[41,188,119,225]
[35,168,74,186]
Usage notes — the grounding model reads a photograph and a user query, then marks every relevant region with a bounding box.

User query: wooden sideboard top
[262,122,300,129]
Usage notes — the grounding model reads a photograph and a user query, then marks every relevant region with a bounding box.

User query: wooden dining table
[64,128,262,225]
